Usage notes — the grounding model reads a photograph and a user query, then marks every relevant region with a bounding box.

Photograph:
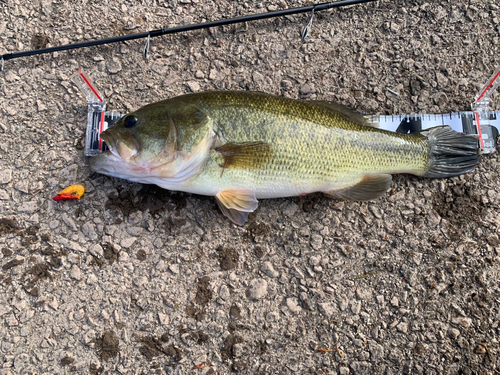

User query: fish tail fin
[421,126,480,178]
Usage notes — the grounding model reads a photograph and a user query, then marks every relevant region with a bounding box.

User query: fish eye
[124,115,138,128]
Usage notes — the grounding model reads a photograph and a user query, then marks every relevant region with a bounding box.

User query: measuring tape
[73,67,500,156]
[373,111,499,154]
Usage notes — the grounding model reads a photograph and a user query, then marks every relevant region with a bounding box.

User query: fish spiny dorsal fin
[309,100,379,128]
[325,174,392,201]
[215,189,258,225]
[214,141,273,169]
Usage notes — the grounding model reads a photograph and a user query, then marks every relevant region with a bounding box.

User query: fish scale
[187,92,428,198]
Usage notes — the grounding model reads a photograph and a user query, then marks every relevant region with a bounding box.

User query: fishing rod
[0,0,377,67]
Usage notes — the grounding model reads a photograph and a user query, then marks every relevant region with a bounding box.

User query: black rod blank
[1,0,377,62]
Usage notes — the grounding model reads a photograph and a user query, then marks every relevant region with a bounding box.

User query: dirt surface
[1,0,500,374]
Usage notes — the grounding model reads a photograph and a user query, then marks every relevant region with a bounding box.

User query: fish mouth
[100,131,139,160]
[100,132,119,158]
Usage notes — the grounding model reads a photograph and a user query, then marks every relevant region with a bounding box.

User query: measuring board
[73,67,500,157]
[372,111,500,154]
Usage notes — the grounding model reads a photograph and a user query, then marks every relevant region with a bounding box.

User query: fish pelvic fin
[214,141,273,170]
[420,126,480,178]
[325,174,392,201]
[215,189,258,226]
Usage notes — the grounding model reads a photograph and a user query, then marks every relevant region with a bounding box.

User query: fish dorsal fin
[214,141,273,169]
[325,174,392,201]
[310,100,378,128]
[215,189,259,225]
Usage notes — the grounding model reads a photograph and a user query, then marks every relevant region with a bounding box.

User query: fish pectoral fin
[310,100,378,128]
[214,141,273,169]
[325,174,392,201]
[215,189,258,225]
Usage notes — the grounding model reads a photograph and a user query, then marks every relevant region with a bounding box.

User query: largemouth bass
[90,91,479,225]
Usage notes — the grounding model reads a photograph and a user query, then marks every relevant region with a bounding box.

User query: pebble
[370,341,384,359]
[82,222,98,240]
[89,244,104,258]
[168,264,179,274]
[248,278,268,300]
[309,256,320,266]
[219,285,230,300]
[186,81,200,92]
[61,212,78,232]
[286,298,302,314]
[350,300,362,315]
[17,201,38,214]
[318,302,336,318]
[448,327,460,340]
[391,296,399,307]
[6,314,19,327]
[299,83,316,98]
[310,234,323,250]
[451,317,472,328]
[158,312,170,325]
[120,237,136,248]
[281,201,298,217]
[397,322,408,333]
[70,265,81,280]
[106,58,122,74]
[260,262,279,278]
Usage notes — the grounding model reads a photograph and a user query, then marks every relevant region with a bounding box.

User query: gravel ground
[1,0,500,374]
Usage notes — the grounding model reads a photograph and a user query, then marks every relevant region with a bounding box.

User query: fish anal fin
[215,189,258,225]
[310,100,378,128]
[325,174,392,201]
[214,141,273,169]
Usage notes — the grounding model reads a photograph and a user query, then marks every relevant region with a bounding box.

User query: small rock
[186,81,200,92]
[448,327,460,340]
[397,322,408,333]
[391,296,399,307]
[82,222,98,241]
[309,256,320,266]
[89,244,104,258]
[299,83,316,98]
[248,278,268,300]
[350,300,362,315]
[435,72,449,88]
[281,202,299,217]
[370,341,384,359]
[18,201,38,214]
[0,169,13,184]
[219,285,230,301]
[61,213,78,232]
[318,302,336,318]
[120,237,136,248]
[106,58,122,74]
[286,298,301,314]
[158,312,170,325]
[451,317,472,328]
[260,262,279,278]
[126,226,143,237]
[168,264,179,274]
[70,265,81,280]
[6,314,19,326]
[310,234,323,250]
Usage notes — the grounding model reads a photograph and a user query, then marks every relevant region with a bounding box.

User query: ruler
[373,111,500,154]
[73,66,500,156]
